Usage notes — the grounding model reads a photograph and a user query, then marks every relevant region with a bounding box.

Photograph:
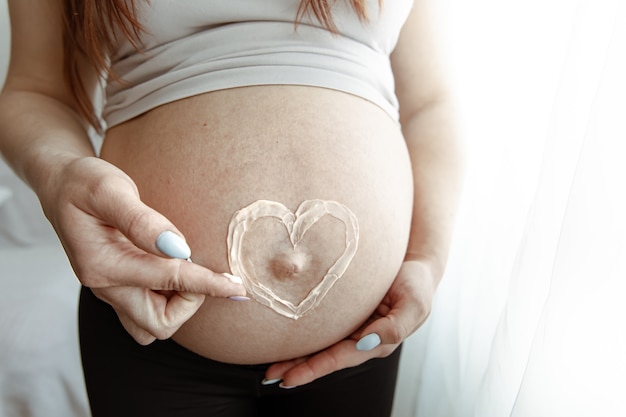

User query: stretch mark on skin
[227,199,359,320]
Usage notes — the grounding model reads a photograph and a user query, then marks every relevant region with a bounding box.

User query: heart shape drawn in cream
[227,199,359,320]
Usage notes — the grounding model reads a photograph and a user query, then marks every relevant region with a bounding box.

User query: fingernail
[279,383,297,389]
[156,231,191,259]
[356,333,381,351]
[229,295,250,302]
[261,378,282,386]
[223,273,244,285]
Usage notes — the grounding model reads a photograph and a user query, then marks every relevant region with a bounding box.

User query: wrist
[403,252,448,285]
[398,258,439,315]
[26,149,88,200]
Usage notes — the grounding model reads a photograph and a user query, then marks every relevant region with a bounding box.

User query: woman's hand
[263,260,437,388]
[40,156,247,344]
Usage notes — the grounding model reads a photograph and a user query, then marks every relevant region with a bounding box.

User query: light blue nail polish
[356,333,381,352]
[156,231,191,259]
[261,378,282,386]
[279,383,297,389]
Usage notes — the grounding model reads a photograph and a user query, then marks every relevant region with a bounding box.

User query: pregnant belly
[101,86,414,364]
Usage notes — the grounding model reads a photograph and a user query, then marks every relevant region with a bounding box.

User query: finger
[117,313,157,345]
[355,300,424,351]
[264,356,310,383]
[278,340,392,388]
[79,170,188,259]
[131,288,205,340]
[161,291,206,330]
[91,251,246,297]
[94,286,206,341]
[92,287,160,344]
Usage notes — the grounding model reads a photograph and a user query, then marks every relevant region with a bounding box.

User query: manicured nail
[356,333,381,351]
[229,295,250,302]
[156,231,191,259]
[223,273,244,285]
[279,383,297,389]
[261,378,282,386]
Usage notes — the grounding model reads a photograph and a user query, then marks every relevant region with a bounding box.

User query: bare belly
[101,86,413,364]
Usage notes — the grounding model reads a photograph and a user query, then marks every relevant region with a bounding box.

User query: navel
[270,250,311,279]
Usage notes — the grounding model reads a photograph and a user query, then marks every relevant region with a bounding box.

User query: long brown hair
[63,0,375,132]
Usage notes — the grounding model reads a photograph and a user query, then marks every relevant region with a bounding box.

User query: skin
[0,0,464,389]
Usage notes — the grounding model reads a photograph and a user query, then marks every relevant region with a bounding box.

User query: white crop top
[103,0,414,128]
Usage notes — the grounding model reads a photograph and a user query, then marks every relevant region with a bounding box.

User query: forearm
[0,89,96,196]
[403,96,465,282]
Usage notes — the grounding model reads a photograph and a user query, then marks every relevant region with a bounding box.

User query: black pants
[79,287,402,417]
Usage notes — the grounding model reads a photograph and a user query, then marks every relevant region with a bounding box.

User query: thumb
[355,261,435,352]
[95,177,190,259]
[70,160,188,259]
[355,306,420,352]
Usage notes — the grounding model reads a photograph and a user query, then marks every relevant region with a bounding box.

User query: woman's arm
[264,0,465,386]
[0,0,247,344]
[0,0,97,188]
[385,0,466,332]
[393,0,465,280]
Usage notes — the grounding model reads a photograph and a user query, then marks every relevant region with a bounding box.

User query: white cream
[227,199,359,320]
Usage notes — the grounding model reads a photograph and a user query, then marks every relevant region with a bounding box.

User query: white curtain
[393,0,626,416]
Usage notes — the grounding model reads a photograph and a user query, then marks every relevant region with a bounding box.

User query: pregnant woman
[0,0,464,416]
